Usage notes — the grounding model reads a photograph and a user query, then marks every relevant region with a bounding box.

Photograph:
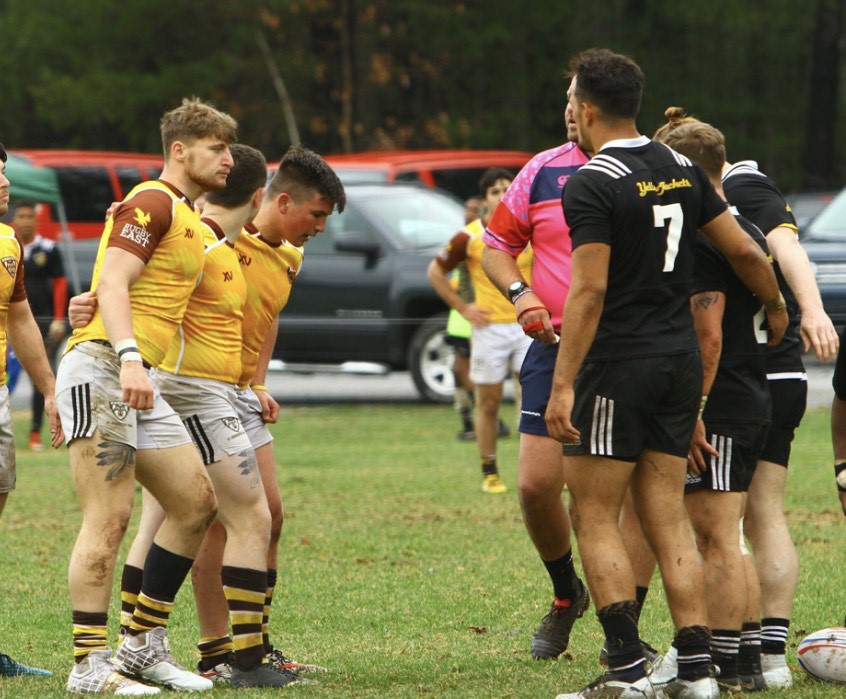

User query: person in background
[10,200,67,451]
[0,145,63,678]
[428,168,528,493]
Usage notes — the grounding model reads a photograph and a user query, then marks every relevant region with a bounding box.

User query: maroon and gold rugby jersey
[236,223,303,388]
[66,180,205,367]
[0,223,27,382]
[158,218,246,383]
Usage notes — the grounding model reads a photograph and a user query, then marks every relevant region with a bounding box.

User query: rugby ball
[797,627,846,683]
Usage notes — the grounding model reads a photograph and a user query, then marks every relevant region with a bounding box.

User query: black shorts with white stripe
[564,352,701,461]
[684,420,770,493]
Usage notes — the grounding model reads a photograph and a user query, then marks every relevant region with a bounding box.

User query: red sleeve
[107,189,174,264]
[433,231,470,273]
[52,276,68,319]
[10,247,26,303]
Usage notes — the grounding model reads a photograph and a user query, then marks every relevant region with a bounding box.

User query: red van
[10,150,164,240]
[324,149,533,200]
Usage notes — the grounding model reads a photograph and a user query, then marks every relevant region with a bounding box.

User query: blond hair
[654,108,726,179]
[160,97,237,158]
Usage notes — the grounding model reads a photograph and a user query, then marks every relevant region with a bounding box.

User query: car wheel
[408,313,455,403]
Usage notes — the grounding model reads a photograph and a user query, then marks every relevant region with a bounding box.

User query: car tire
[408,313,454,404]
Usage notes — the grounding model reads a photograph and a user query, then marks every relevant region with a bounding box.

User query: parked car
[785,190,838,230]
[273,183,466,402]
[9,149,164,240]
[799,186,846,331]
[322,149,533,201]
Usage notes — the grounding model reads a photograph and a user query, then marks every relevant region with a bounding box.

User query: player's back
[695,211,770,421]
[563,136,726,361]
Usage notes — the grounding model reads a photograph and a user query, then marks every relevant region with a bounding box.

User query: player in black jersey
[721,157,837,689]
[545,49,787,699]
[655,120,772,693]
[832,342,846,516]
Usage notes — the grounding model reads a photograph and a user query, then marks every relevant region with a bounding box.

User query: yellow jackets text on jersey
[66,181,205,367]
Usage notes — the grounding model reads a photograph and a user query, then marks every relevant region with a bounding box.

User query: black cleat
[531,578,590,659]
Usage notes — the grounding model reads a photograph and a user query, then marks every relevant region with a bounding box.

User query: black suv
[273,183,464,402]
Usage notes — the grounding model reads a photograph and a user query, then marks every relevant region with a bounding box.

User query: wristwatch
[507,280,529,303]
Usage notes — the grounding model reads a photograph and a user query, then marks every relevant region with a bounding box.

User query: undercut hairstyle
[160,97,238,158]
[267,145,346,213]
[478,167,514,195]
[204,144,267,209]
[655,121,727,181]
[0,143,6,163]
[652,106,702,144]
[568,48,644,120]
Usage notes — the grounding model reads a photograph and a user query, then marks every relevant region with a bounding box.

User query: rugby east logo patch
[110,402,130,420]
[287,266,296,285]
[1,257,17,279]
[221,417,241,432]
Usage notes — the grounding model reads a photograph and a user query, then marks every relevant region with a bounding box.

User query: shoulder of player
[722,160,769,186]
[0,223,18,240]
[0,224,22,257]
[116,184,181,224]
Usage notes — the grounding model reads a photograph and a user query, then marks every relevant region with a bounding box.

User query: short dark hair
[478,167,513,195]
[267,145,346,213]
[0,144,6,163]
[13,200,36,212]
[569,48,644,120]
[204,144,267,209]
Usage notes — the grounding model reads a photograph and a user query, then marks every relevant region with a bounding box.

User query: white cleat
[658,675,719,699]
[648,646,678,688]
[761,653,792,688]
[556,674,655,698]
[67,650,161,695]
[115,627,212,692]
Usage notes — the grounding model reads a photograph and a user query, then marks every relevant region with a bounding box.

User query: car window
[51,166,116,223]
[116,166,144,198]
[806,188,846,241]
[356,189,463,249]
[430,168,500,201]
[335,169,389,185]
[307,205,371,254]
[394,171,425,186]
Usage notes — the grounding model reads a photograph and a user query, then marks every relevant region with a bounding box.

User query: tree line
[0,0,842,191]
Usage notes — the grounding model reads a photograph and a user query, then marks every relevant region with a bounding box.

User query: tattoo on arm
[692,291,719,310]
[96,441,137,481]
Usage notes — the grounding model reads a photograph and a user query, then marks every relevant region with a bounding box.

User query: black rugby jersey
[693,209,771,425]
[562,136,726,362]
[722,161,803,375]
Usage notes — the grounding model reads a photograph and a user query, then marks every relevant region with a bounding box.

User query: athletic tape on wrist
[697,395,708,421]
[115,338,139,354]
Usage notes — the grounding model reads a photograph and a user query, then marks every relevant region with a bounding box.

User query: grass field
[0,401,844,698]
